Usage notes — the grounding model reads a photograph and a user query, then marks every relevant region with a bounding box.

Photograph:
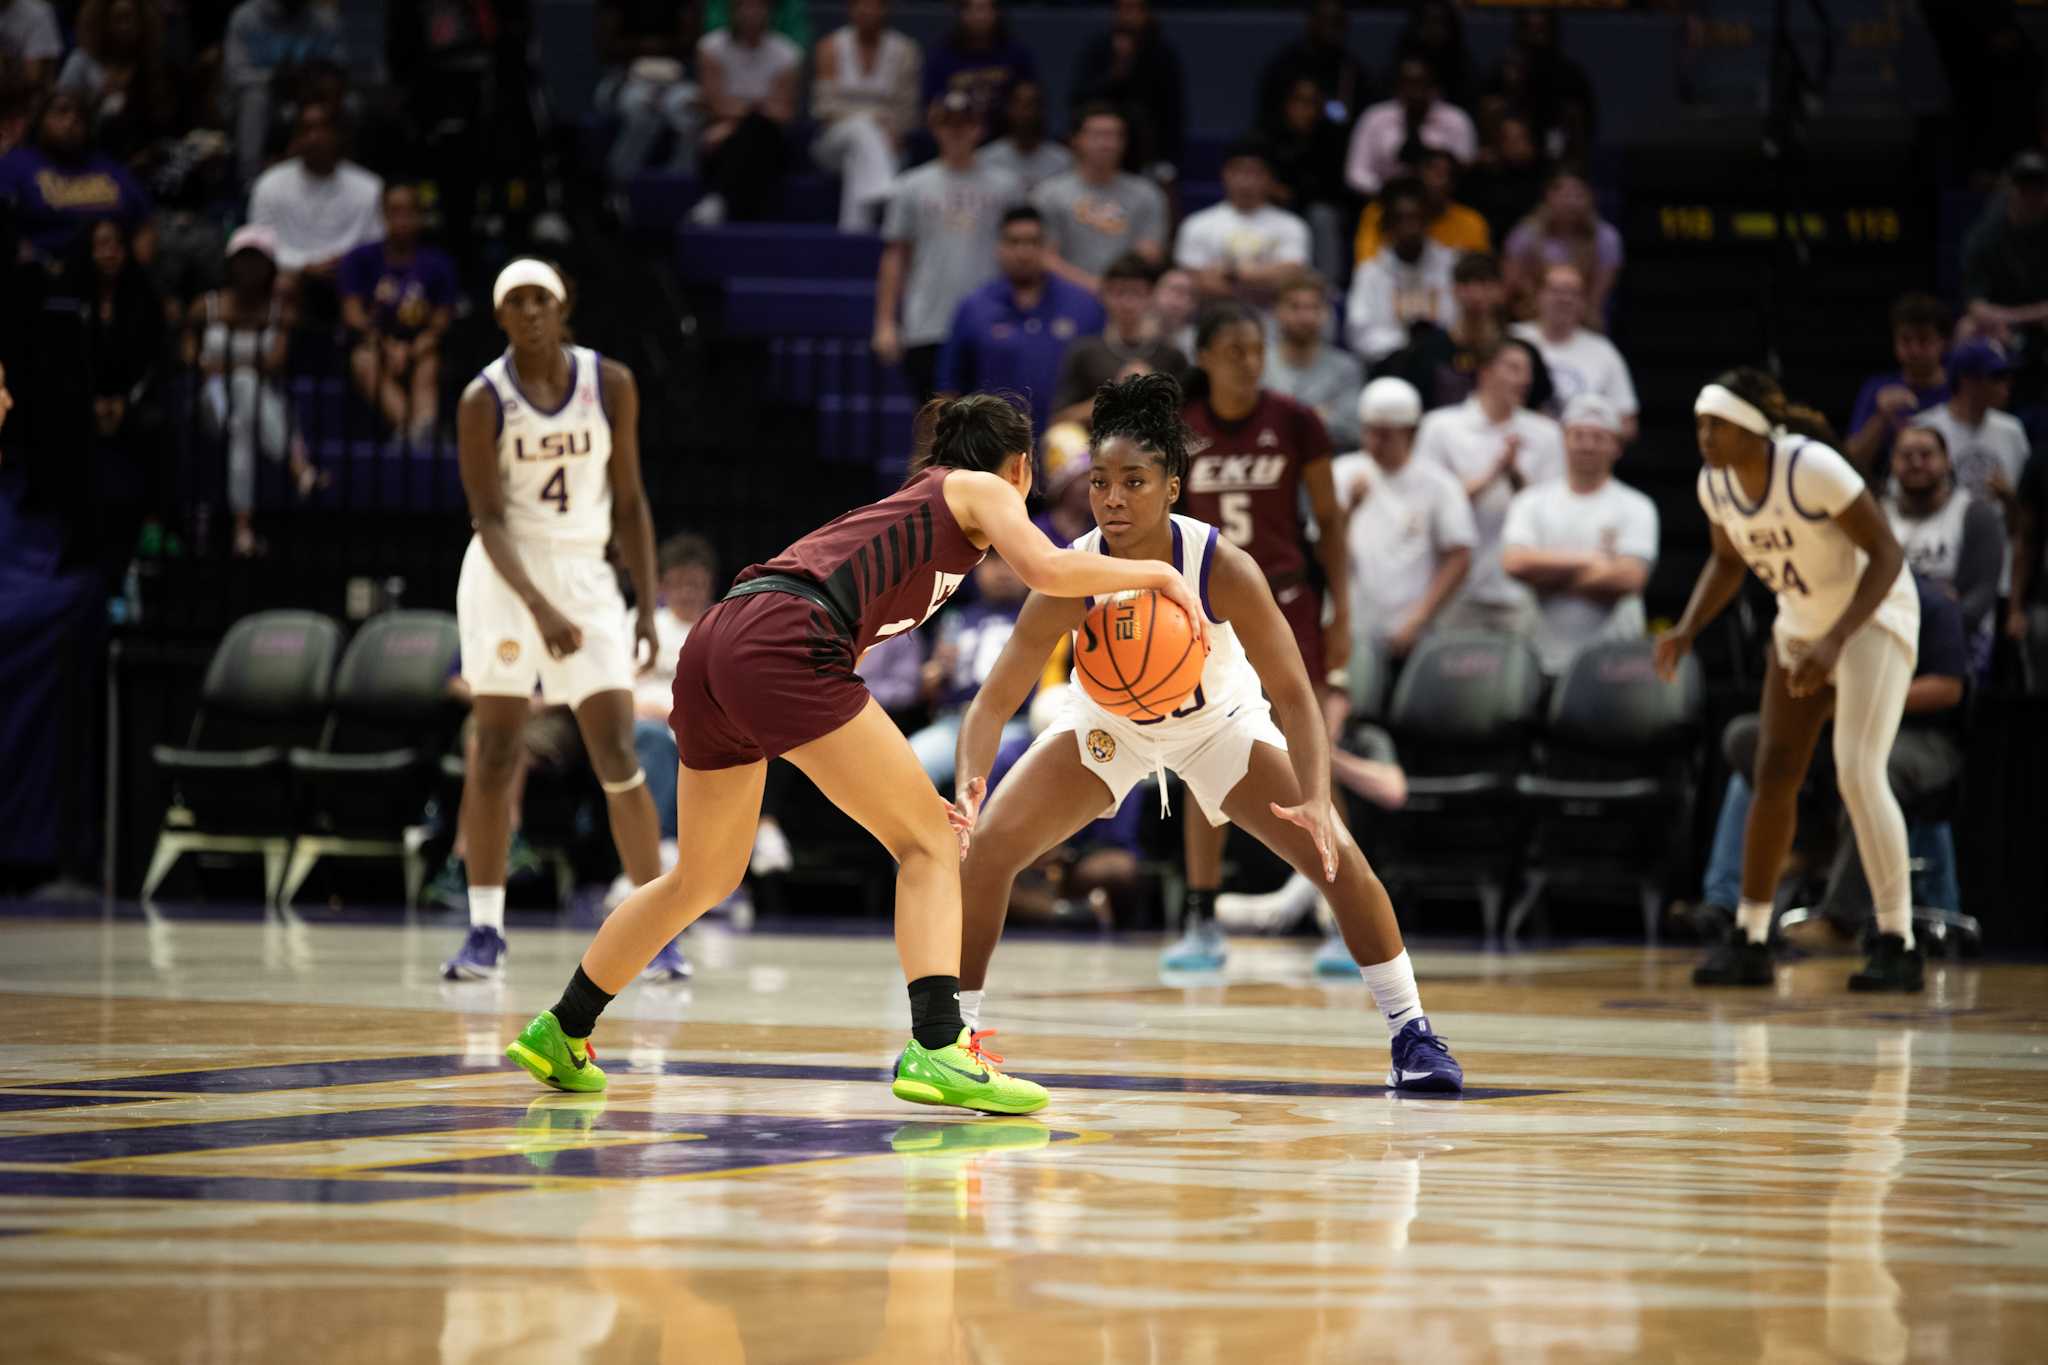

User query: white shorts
[1032,692,1288,827]
[457,536,633,707]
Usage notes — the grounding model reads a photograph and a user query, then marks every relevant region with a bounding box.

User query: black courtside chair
[143,611,344,904]
[1507,638,1704,944]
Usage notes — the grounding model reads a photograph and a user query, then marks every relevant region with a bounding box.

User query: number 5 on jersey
[540,468,569,515]
[1219,492,1254,546]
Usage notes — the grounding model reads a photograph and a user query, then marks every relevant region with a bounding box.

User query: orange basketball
[1074,590,1206,721]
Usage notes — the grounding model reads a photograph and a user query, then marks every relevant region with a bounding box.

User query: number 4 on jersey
[540,468,569,515]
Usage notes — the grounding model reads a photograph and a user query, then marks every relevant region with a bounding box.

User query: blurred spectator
[633,532,719,848]
[1844,293,1952,476]
[1329,375,1473,662]
[1370,249,1508,411]
[1345,55,1475,198]
[1034,102,1167,293]
[1462,108,1549,249]
[185,224,318,558]
[1396,0,1472,107]
[938,205,1104,435]
[690,0,801,225]
[1413,337,1563,634]
[1884,425,2005,677]
[1510,262,1638,441]
[57,0,180,167]
[1344,177,1456,365]
[908,555,1033,786]
[1911,339,2031,516]
[1068,0,1184,178]
[222,0,344,186]
[921,0,1034,134]
[1261,73,1351,280]
[1500,393,1657,675]
[1267,270,1361,451]
[1483,9,1595,163]
[339,182,454,449]
[70,215,166,573]
[246,98,381,285]
[1961,151,2048,406]
[1051,251,1184,425]
[0,0,61,89]
[1923,7,2044,187]
[1701,574,1969,935]
[1172,139,1308,309]
[1503,169,1621,325]
[858,625,927,723]
[809,0,921,233]
[874,92,1019,402]
[975,78,1070,194]
[705,0,809,48]
[1353,144,1488,267]
[1149,263,1196,356]
[0,89,154,269]
[1257,0,1369,134]
[2016,452,2046,675]
[1034,417,1096,541]
[597,0,702,183]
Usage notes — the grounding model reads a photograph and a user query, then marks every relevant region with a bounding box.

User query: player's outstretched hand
[946,776,986,858]
[535,603,584,660]
[1651,628,1692,684]
[1271,800,1338,883]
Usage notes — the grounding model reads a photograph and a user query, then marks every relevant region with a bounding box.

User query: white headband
[493,259,567,310]
[1694,383,1772,436]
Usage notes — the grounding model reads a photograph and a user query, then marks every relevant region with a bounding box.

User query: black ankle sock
[1183,888,1217,927]
[907,974,965,1050]
[551,966,615,1040]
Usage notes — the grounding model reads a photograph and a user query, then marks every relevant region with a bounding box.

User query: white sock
[468,885,506,933]
[958,989,984,1032]
[1358,949,1424,1037]
[1875,903,1915,951]
[1737,899,1773,944]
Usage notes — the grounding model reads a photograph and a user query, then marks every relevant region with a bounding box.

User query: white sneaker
[603,873,636,911]
[659,839,679,873]
[688,193,727,226]
[751,818,793,875]
[1215,872,1321,934]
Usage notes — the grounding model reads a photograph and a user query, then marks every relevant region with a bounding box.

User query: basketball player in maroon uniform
[1169,300,1351,970]
[505,394,1206,1114]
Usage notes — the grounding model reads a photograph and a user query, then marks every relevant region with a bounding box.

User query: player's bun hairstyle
[907,391,1034,480]
[1090,372,1204,482]
[1711,366,1790,429]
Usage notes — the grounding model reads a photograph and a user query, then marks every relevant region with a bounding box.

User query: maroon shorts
[1274,580,1326,685]
[669,590,869,770]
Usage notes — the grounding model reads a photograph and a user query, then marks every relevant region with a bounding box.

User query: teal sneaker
[505,1010,607,1093]
[1313,930,1357,977]
[891,1029,1048,1115]
[1161,919,1227,972]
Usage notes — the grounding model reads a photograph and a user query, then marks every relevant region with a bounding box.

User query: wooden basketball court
[3,912,2043,1362]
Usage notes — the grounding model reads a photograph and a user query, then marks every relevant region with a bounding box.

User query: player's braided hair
[1089,372,1204,482]
[907,391,1034,480]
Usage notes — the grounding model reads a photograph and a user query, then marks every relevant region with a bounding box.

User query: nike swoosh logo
[1399,1069,1440,1082]
[936,1060,989,1084]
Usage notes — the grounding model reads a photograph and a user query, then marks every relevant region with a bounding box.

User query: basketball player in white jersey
[949,374,1464,1092]
[443,259,680,982]
[1656,368,1924,992]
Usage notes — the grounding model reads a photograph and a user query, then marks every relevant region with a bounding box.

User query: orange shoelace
[966,1030,1004,1068]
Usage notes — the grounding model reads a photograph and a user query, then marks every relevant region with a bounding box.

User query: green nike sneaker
[505,1011,607,1093]
[891,1029,1048,1115]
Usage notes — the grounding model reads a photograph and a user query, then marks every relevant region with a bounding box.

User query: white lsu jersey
[480,345,613,555]
[1071,514,1266,740]
[1697,433,1917,653]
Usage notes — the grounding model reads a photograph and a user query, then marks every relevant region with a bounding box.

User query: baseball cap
[1948,337,2013,382]
[225,224,278,262]
[2010,150,2048,184]
[1562,393,1623,434]
[1358,376,1422,428]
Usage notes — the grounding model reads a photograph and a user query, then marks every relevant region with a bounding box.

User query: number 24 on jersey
[1745,526,1809,596]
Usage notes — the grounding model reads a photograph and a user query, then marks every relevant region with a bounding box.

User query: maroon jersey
[738,467,986,655]
[1179,390,1332,582]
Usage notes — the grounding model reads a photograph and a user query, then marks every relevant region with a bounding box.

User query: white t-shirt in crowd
[698,27,802,104]
[1511,322,1639,418]
[1346,241,1459,363]
[1172,201,1311,275]
[1330,451,1476,645]
[248,158,384,271]
[1414,398,1567,607]
[1909,404,2031,501]
[632,608,695,713]
[1502,477,1660,673]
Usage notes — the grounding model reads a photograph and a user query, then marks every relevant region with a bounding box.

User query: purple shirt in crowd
[1847,369,1950,472]
[0,144,151,259]
[338,240,459,340]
